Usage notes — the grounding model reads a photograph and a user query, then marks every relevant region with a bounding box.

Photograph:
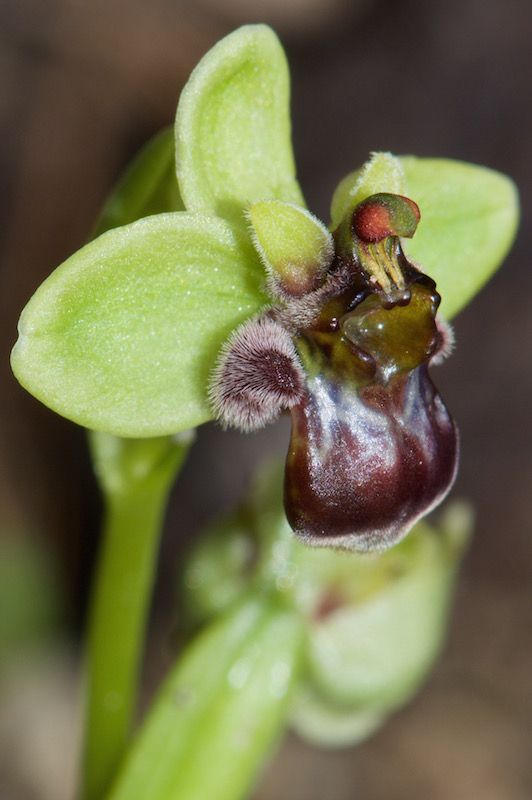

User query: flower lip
[284,362,459,553]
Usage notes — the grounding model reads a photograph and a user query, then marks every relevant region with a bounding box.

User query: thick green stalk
[82,434,191,800]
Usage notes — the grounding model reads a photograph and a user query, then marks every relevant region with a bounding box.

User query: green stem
[82,434,191,800]
[81,127,186,800]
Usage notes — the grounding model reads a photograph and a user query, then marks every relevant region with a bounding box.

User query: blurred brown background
[1,0,531,798]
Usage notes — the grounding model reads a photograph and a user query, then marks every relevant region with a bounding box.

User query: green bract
[108,597,303,800]
[11,24,519,437]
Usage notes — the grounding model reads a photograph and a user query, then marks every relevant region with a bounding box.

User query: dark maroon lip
[284,364,459,552]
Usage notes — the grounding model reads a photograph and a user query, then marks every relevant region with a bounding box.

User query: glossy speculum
[284,195,459,551]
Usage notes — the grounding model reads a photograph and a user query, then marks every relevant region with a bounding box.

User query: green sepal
[108,595,303,800]
[11,213,266,437]
[400,156,519,317]
[93,127,184,238]
[249,200,333,296]
[175,25,304,226]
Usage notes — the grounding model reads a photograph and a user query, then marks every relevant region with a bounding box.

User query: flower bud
[181,514,256,627]
[181,463,471,747]
[289,503,472,746]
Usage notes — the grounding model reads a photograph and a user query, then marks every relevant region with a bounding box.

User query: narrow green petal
[11,214,266,437]
[330,152,405,229]
[175,25,304,226]
[249,200,333,296]
[400,157,519,317]
[93,127,184,238]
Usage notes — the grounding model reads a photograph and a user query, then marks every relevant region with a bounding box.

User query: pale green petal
[175,25,304,226]
[249,200,333,294]
[401,157,519,317]
[11,214,266,437]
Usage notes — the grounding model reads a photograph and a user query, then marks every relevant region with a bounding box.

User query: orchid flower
[11,25,518,552]
[9,25,520,800]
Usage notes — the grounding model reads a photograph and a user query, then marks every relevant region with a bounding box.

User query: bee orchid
[211,193,458,550]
